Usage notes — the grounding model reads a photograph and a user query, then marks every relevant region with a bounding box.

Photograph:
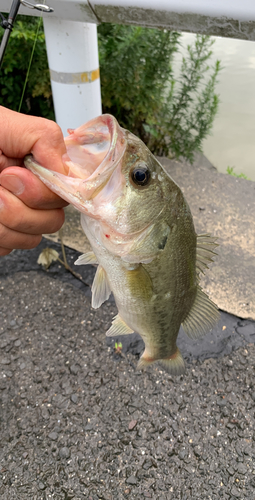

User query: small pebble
[59,447,70,459]
[48,432,58,441]
[128,420,137,431]
[71,394,78,404]
[70,364,79,375]
[38,482,46,490]
[126,475,137,485]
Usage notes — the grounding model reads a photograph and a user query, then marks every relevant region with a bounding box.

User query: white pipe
[43,18,101,135]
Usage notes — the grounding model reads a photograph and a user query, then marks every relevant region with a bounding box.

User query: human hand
[0,106,68,256]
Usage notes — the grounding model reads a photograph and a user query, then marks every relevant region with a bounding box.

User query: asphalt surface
[1,239,255,500]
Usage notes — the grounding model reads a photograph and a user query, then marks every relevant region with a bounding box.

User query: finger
[32,119,68,173]
[0,187,65,235]
[0,247,12,256]
[0,167,68,210]
[0,150,23,170]
[0,107,67,173]
[0,223,42,250]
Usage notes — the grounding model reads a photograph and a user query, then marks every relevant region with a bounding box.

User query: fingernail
[0,174,25,195]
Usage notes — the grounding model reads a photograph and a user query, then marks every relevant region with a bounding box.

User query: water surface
[177,33,255,180]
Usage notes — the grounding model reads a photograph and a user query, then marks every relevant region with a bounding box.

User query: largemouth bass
[25,114,219,375]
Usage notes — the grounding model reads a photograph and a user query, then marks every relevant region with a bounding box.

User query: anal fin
[91,265,111,309]
[106,314,134,337]
[75,250,98,266]
[182,286,219,339]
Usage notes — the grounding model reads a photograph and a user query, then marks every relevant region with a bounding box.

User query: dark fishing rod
[0,0,54,70]
[0,0,21,70]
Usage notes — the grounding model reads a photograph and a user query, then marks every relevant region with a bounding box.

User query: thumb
[0,166,68,209]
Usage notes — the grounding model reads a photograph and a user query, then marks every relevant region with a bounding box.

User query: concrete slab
[44,156,255,320]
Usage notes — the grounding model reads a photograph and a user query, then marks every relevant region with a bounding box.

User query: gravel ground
[1,240,255,500]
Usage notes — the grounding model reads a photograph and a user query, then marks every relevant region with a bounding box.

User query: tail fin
[137,348,185,376]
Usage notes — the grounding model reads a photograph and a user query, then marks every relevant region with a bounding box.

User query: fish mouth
[24,114,127,215]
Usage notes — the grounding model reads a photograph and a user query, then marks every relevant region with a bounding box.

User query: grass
[226,166,249,179]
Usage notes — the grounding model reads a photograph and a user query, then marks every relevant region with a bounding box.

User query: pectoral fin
[75,251,98,266]
[106,314,134,337]
[182,286,219,339]
[91,265,111,309]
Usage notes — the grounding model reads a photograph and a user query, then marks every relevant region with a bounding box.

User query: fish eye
[131,164,151,187]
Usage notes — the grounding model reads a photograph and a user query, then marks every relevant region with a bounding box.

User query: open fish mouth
[24,114,127,215]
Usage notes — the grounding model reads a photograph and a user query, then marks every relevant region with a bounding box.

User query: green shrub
[98,24,180,140]
[0,15,53,118]
[98,24,220,162]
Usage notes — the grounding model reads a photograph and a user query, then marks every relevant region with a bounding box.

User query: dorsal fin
[182,286,219,339]
[91,265,111,309]
[196,233,218,275]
